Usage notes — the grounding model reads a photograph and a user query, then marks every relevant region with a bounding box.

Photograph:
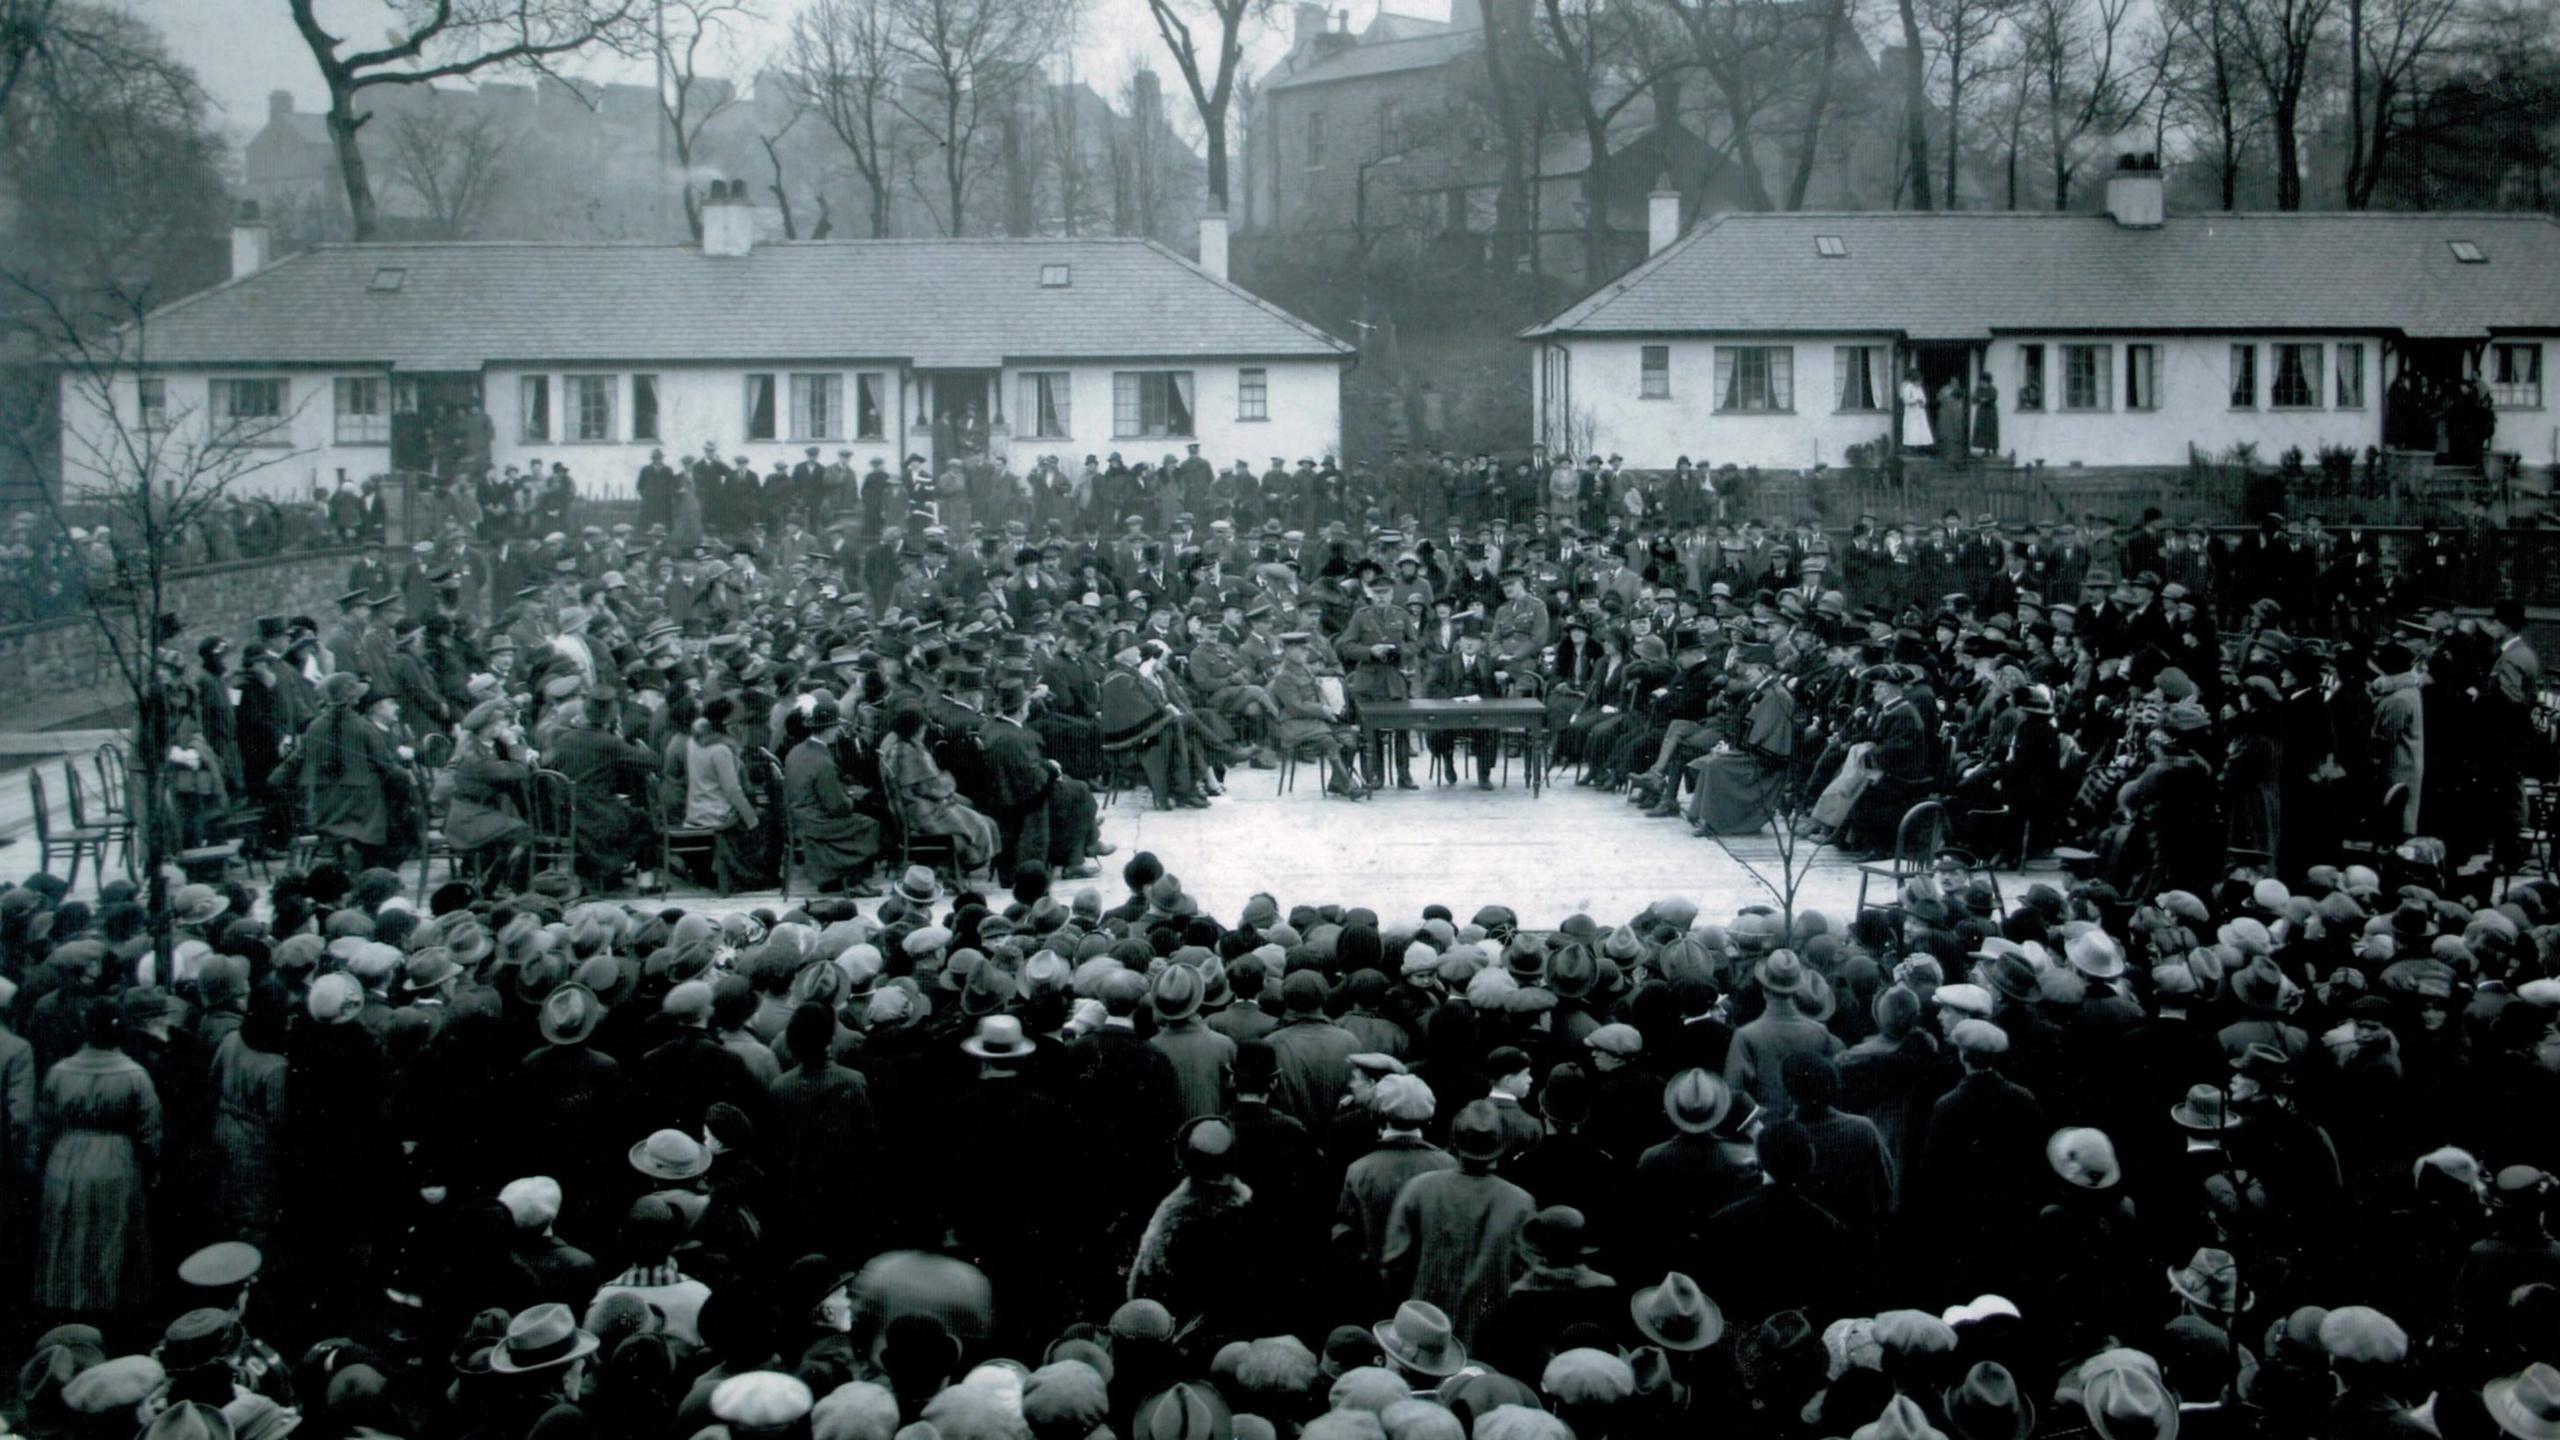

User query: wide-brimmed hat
[1629,1272,1724,1351]
[538,983,604,1046]
[141,1401,232,1440]
[2170,1084,2245,1133]
[628,1128,711,1182]
[1944,1361,2035,1440]
[1153,964,1204,1020]
[1755,950,1809,995]
[959,1015,1036,1061]
[486,1303,600,1373]
[173,884,229,928]
[2166,1247,2247,1314]
[2081,1353,2180,1440]
[1374,1300,1465,1377]
[895,865,940,907]
[1663,1068,1732,1135]
[2485,1362,2560,1440]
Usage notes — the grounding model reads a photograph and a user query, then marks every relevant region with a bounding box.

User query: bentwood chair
[33,767,112,890]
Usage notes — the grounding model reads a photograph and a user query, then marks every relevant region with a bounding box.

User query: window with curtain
[632,374,660,440]
[1020,372,1071,437]
[518,375,549,442]
[2271,344,2322,408]
[2229,345,2258,408]
[2492,343,2543,408]
[1112,371,1195,437]
[1238,367,1268,419]
[1307,111,1326,168]
[2062,345,2111,410]
[1833,345,1886,411]
[334,376,389,444]
[2017,344,2046,411]
[1640,346,1670,399]
[136,377,166,432]
[856,373,886,439]
[745,373,777,440]
[790,373,843,439]
[2337,344,2367,408]
[567,374,615,440]
[1712,346,1792,413]
[2124,345,2159,411]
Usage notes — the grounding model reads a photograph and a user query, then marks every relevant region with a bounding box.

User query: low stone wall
[0,548,362,712]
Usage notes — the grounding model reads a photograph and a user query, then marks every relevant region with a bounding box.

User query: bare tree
[1924,0,2022,205]
[1782,0,1859,209]
[1474,0,1538,269]
[758,102,811,238]
[2160,0,2254,208]
[2016,0,2158,208]
[284,0,646,241]
[1540,0,1689,277]
[1696,800,1837,930]
[784,0,902,237]
[885,0,1068,236]
[1042,70,1099,234]
[654,0,756,239]
[1,277,307,961]
[1665,0,1823,215]
[1108,61,1174,241]
[1139,0,1266,213]
[2230,0,2334,208]
[2343,0,2465,206]
[381,105,512,238]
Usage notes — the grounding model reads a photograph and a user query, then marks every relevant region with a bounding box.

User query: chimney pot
[2105,159,2165,228]
[702,179,756,257]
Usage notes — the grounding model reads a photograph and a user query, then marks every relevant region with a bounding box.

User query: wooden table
[1355,698,1553,795]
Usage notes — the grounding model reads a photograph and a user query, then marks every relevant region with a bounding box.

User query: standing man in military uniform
[1336,572,1421,790]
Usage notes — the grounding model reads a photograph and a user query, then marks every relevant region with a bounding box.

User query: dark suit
[1425,648,1504,781]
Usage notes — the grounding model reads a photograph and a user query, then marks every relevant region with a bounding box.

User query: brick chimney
[701,179,755,257]
[1291,2,1327,51]
[2106,153,2164,229]
[231,200,271,280]
[268,89,294,122]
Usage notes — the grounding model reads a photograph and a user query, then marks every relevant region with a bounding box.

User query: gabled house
[1523,168,2560,472]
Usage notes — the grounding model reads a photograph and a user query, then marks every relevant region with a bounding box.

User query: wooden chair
[91,745,138,876]
[525,768,576,879]
[1855,800,1952,915]
[881,778,961,881]
[32,766,112,889]
[655,775,723,896]
[750,747,799,901]
[413,756,464,903]
[60,763,130,883]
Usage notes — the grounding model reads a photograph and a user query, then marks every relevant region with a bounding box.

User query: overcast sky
[121,0,1438,145]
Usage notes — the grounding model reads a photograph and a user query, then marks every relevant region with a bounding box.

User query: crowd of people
[0,442,2553,1440]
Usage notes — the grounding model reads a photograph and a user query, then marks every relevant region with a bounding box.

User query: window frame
[135,376,168,433]
[1711,345,1794,415]
[1378,99,1403,155]
[1639,345,1671,400]
[564,373,617,442]
[855,372,887,441]
[1019,371,1072,439]
[2491,342,2544,409]
[2123,343,2159,412]
[1306,110,1326,169]
[213,377,291,447]
[632,373,661,442]
[333,375,390,445]
[1833,345,1887,413]
[519,374,550,443]
[745,372,778,442]
[2060,344,2112,413]
[1237,366,1269,421]
[2016,344,2047,412]
[788,371,844,441]
[2229,343,2259,410]
[2269,343,2323,410]
[1112,370,1198,439]
[2336,344,2367,409]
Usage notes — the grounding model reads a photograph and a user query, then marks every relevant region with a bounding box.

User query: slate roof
[1525,209,2560,341]
[127,238,1352,372]
[1263,29,1479,92]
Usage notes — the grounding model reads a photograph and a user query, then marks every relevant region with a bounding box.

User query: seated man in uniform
[1270,630,1370,800]
[781,694,885,895]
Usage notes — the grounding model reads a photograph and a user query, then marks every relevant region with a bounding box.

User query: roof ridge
[1140,238,1355,355]
[1521,212,1732,339]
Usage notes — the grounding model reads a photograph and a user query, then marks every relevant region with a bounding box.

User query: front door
[928,371,997,473]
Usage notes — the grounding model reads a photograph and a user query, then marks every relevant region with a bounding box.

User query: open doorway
[927,371,996,473]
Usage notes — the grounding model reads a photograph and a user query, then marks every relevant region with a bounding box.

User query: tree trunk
[1785,0,1849,209]
[2273,102,2302,209]
[1897,0,1935,209]
[1478,0,1533,271]
[324,81,383,242]
[868,171,891,238]
[1203,108,1229,212]
[1943,36,1966,209]
[1583,120,1614,279]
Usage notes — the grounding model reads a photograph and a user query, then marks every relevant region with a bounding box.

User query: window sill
[2058,407,2113,415]
[557,438,625,445]
[2125,406,2159,414]
[1235,415,1269,423]
[1712,409,1796,417]
[332,438,393,448]
[1640,392,1673,402]
[2229,406,2259,413]
[2494,401,2545,412]
[1835,406,1888,415]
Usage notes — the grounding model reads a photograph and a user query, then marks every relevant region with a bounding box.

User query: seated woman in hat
[678,695,777,892]
[444,699,535,889]
[876,699,999,873]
